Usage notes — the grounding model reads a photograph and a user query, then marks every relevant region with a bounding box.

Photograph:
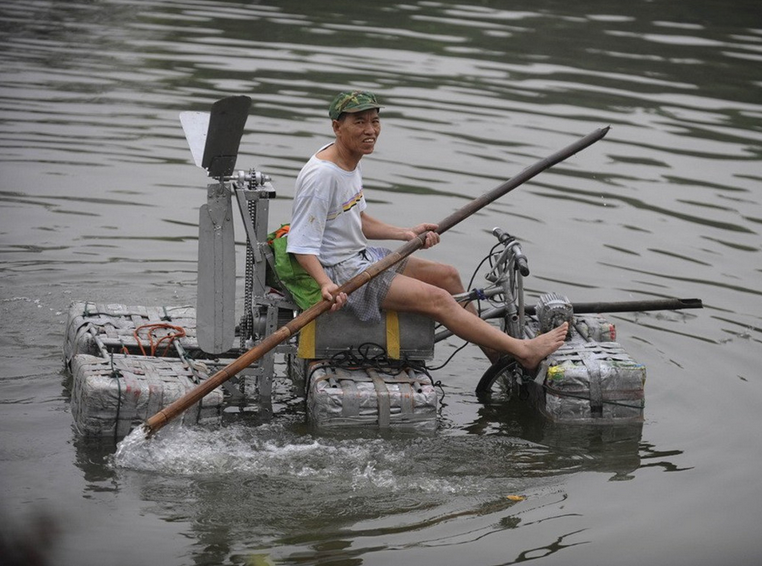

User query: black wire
[434,241,510,368]
[466,248,495,290]
[109,352,122,442]
[307,343,416,380]
[427,341,469,371]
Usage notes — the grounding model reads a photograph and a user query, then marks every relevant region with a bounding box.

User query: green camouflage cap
[328,91,383,120]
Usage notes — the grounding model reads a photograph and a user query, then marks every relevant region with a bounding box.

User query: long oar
[141,126,610,437]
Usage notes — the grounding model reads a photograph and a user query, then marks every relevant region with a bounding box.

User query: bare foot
[514,322,568,370]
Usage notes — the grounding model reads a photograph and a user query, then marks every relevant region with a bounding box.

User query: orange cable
[133,323,187,357]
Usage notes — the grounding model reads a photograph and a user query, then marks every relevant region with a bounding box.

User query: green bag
[267,225,322,310]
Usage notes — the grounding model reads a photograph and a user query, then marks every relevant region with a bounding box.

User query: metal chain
[239,192,256,353]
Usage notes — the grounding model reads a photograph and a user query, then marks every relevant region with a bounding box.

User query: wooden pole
[142,126,610,437]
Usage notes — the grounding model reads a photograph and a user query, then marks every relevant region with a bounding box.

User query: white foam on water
[110,423,482,495]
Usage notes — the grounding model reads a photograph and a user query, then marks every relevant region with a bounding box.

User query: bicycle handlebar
[491,227,530,276]
[492,227,510,244]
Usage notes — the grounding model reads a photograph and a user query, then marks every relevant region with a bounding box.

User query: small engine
[535,293,573,338]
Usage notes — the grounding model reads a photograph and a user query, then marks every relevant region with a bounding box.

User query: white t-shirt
[286,145,368,266]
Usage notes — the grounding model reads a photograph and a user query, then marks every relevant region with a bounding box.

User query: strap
[398,382,414,415]
[580,351,603,417]
[340,379,361,417]
[368,369,391,428]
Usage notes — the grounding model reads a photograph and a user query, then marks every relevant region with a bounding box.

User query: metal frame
[229,171,300,404]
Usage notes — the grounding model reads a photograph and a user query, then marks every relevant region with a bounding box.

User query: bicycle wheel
[475,356,523,399]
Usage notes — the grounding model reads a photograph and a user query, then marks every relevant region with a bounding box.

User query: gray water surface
[1,1,760,565]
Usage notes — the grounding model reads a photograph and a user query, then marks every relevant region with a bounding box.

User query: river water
[1,1,760,565]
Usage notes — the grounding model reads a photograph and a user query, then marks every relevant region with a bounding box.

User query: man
[287,90,567,370]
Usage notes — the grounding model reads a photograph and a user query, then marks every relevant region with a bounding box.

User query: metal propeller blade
[179,111,209,169]
[203,95,251,178]
[180,95,251,178]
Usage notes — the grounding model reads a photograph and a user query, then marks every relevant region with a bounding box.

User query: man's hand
[409,223,440,249]
[321,281,347,312]
[294,253,347,311]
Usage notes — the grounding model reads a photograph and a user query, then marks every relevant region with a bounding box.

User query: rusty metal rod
[142,126,610,437]
[524,297,703,316]
[435,298,702,343]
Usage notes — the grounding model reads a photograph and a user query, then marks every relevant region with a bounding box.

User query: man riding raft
[286,91,567,371]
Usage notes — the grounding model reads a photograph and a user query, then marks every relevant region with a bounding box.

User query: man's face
[334,109,381,156]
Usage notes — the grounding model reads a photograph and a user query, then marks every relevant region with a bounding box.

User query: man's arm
[360,212,440,249]
[293,253,346,310]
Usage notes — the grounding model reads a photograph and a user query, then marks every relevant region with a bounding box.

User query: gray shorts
[323,246,408,323]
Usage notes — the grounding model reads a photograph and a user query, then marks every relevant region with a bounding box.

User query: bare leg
[383,264,566,370]
[399,257,502,364]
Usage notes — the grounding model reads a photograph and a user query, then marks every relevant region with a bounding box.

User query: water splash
[108,420,618,502]
[113,423,152,465]
[112,423,415,487]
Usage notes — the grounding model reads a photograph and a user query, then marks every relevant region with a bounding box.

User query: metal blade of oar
[184,96,251,353]
[197,185,237,353]
[141,126,610,437]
